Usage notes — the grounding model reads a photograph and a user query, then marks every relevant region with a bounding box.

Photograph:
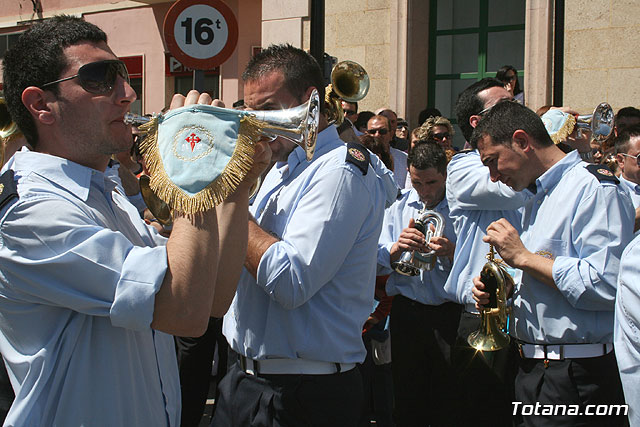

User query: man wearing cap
[472,100,633,426]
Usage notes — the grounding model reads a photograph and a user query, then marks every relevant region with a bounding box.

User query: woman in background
[496,65,524,104]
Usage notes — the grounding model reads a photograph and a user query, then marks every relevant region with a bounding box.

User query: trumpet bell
[249,88,320,161]
[139,175,173,227]
[467,247,511,352]
[331,61,370,102]
[577,102,614,142]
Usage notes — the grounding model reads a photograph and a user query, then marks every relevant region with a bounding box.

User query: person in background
[368,114,408,189]
[377,108,409,152]
[377,141,459,426]
[396,117,409,141]
[496,65,524,104]
[418,107,442,126]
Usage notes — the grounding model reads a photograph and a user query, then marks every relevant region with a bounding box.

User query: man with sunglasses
[0,16,267,426]
[444,78,526,426]
[368,114,408,189]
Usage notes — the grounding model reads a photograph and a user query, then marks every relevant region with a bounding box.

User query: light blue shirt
[514,150,634,344]
[444,150,527,312]
[223,126,396,364]
[0,151,178,426]
[614,233,640,426]
[390,147,408,189]
[377,189,457,305]
[618,174,640,208]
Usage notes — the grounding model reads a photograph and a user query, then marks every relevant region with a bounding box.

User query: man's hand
[428,225,455,261]
[471,275,490,311]
[389,218,429,263]
[483,218,527,268]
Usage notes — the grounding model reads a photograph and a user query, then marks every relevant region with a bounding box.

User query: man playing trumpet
[471,100,633,426]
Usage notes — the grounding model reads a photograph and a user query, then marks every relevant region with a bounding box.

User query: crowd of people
[0,14,639,427]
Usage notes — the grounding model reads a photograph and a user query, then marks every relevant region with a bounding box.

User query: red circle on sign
[163,0,239,70]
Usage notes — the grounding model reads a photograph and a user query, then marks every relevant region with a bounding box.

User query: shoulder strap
[585,164,619,184]
[345,143,370,175]
[0,170,18,210]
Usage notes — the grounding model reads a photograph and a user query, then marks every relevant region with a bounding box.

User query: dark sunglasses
[366,128,388,135]
[432,132,450,140]
[40,60,130,95]
[343,109,357,116]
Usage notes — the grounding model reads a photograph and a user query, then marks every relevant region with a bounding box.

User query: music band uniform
[377,187,461,426]
[0,152,178,426]
[614,233,640,427]
[214,126,397,426]
[445,149,526,426]
[511,151,633,426]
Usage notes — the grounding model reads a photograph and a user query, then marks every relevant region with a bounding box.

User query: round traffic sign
[163,0,238,70]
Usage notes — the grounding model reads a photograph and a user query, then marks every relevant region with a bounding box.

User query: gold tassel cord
[138,114,262,214]
[551,114,576,145]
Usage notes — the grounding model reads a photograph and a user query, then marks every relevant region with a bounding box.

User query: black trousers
[211,357,364,427]
[390,296,462,427]
[175,317,228,427]
[452,311,517,427]
[514,351,627,427]
[358,331,394,427]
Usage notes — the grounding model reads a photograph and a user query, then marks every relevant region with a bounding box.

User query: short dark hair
[2,15,107,148]
[407,140,447,175]
[615,123,640,154]
[342,100,358,113]
[615,107,640,130]
[469,100,553,149]
[418,107,442,126]
[242,44,325,111]
[454,78,505,142]
[354,111,374,131]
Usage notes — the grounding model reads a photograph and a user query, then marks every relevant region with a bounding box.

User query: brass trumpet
[392,207,446,276]
[467,245,512,352]
[325,60,370,125]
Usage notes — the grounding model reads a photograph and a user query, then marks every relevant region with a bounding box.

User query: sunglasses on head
[366,128,388,135]
[40,60,130,95]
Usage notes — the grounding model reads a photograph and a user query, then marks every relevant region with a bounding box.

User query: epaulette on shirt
[585,164,619,184]
[0,170,18,210]
[345,142,370,175]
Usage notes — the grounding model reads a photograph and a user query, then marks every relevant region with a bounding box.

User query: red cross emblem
[185,133,201,151]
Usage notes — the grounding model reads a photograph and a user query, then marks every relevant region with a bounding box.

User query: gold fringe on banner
[550,114,576,145]
[138,114,263,214]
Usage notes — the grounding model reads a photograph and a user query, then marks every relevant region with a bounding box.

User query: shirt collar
[284,125,343,172]
[535,150,579,195]
[619,174,640,194]
[10,149,107,201]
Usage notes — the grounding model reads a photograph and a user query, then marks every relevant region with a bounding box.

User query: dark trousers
[212,356,364,427]
[390,296,462,427]
[175,317,228,427]
[452,311,516,427]
[514,351,627,427]
[358,331,394,427]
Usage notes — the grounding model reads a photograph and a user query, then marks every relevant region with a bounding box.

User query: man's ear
[616,153,625,171]
[512,129,531,151]
[21,87,55,125]
[469,114,481,129]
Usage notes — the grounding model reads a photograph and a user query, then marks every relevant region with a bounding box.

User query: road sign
[163,0,238,70]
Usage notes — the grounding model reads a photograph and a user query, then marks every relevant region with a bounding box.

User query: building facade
[1,0,638,147]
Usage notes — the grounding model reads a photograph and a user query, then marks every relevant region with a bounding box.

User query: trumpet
[125,88,320,162]
[325,60,370,125]
[467,245,512,352]
[576,102,614,142]
[392,207,446,276]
